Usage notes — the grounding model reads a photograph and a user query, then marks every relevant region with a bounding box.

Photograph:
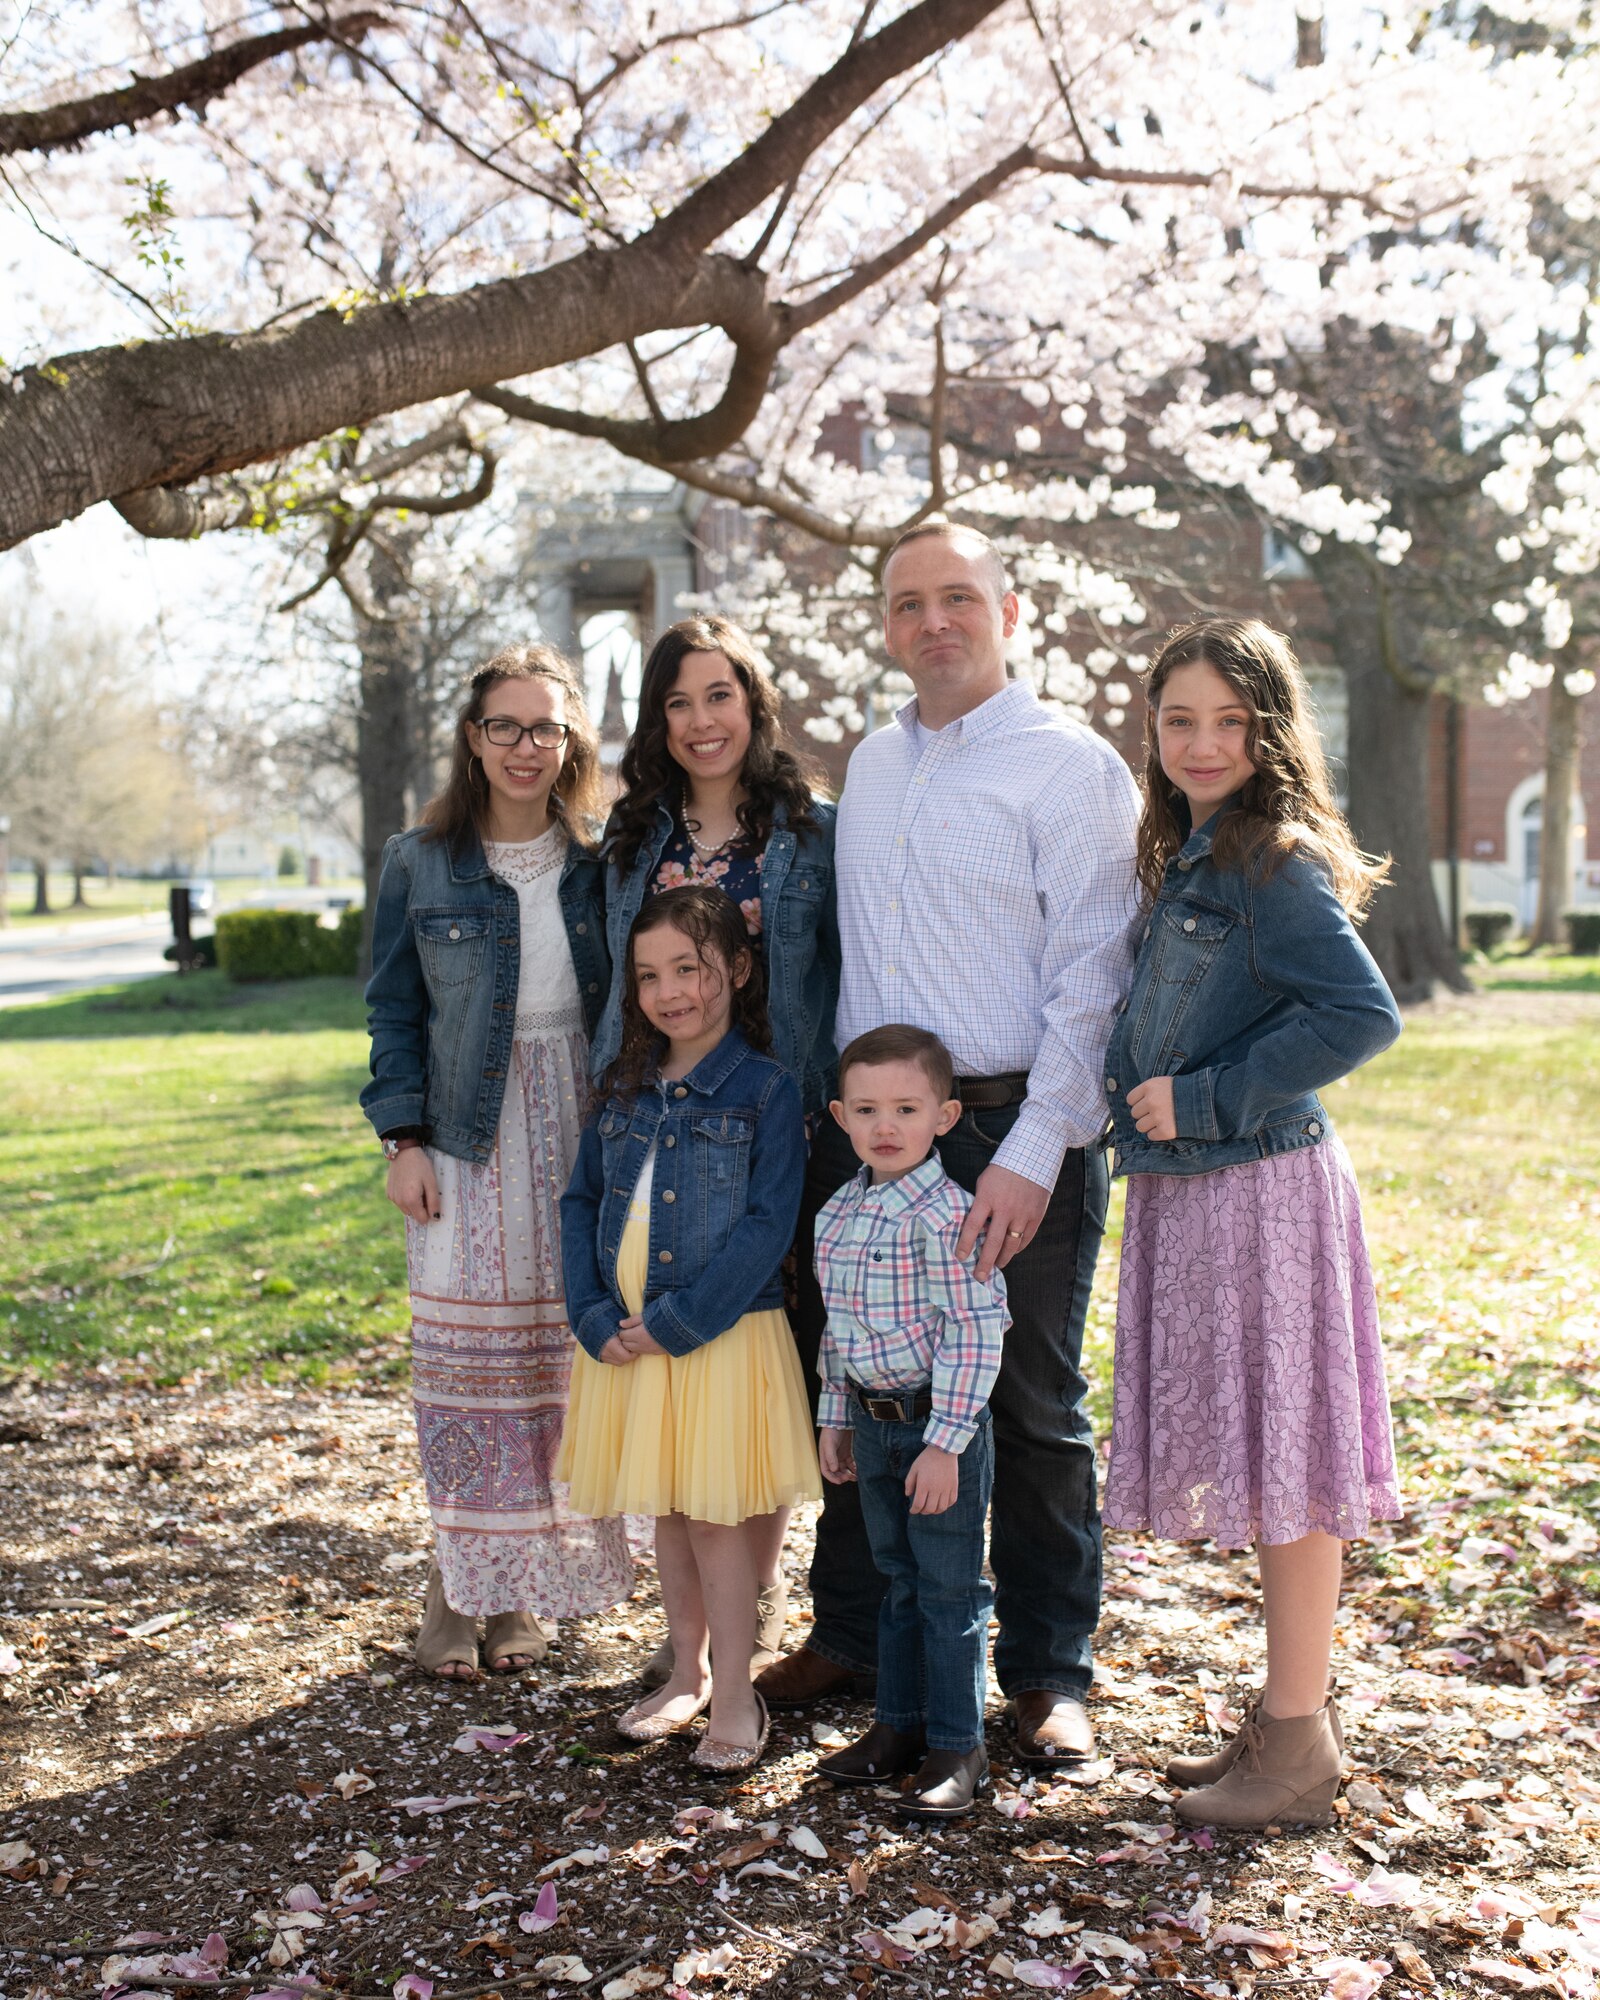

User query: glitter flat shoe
[690,1690,771,1773]
[616,1688,711,1742]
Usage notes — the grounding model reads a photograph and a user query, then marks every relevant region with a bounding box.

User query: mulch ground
[3,1376,1598,2000]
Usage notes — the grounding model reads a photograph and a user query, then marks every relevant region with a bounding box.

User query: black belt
[954,1070,1029,1110]
[850,1383,934,1423]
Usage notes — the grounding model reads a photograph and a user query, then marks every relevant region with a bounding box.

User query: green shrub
[278,845,299,878]
[215,907,362,981]
[1565,909,1600,956]
[1465,906,1517,953]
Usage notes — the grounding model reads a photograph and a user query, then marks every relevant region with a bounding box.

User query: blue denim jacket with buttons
[589,797,840,1114]
[1104,808,1401,1178]
[361,823,610,1161]
[560,1029,806,1361]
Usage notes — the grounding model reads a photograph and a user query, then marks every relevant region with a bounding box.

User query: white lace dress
[406,826,632,1617]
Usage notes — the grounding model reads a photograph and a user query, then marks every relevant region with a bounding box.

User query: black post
[169,884,196,973]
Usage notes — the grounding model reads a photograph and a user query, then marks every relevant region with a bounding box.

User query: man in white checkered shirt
[757,521,1142,1770]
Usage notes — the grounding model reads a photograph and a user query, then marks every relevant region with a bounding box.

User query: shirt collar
[1172,793,1242,867]
[893,676,1037,745]
[848,1152,947,1216]
[648,1028,752,1096]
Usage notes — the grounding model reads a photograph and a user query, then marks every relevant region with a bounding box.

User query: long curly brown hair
[603,615,825,872]
[1135,618,1390,920]
[606,886,773,1101]
[420,642,605,852]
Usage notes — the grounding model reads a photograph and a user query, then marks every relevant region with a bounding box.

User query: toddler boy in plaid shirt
[812,1025,1010,1817]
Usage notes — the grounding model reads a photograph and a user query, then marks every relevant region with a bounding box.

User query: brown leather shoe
[1010,1690,1095,1767]
[816,1721,926,1786]
[897,1747,989,1819]
[753,1646,875,1711]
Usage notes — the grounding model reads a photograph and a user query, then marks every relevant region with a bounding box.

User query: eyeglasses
[479,717,571,749]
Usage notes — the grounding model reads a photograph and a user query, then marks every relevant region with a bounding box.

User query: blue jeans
[795,1108,1107,1696]
[852,1405,994,1752]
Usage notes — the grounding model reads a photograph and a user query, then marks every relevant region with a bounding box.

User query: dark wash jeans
[791,1106,1108,1697]
[852,1406,993,1752]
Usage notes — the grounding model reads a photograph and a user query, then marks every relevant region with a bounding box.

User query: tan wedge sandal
[415,1560,480,1681]
[1174,1697,1344,1830]
[484,1609,556,1676]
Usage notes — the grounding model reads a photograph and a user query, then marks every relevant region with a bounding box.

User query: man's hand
[1126,1076,1177,1142]
[386,1148,440,1224]
[598,1334,635,1366]
[905,1443,960,1515]
[956,1161,1051,1279]
[616,1313,670,1358]
[819,1426,856,1484]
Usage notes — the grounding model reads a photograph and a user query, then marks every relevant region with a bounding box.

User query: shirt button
[1306,1120,1322,1138]
[885,964,896,975]
[658,1250,673,1264]
[448,926,461,940]
[575,922,587,935]
[1143,925,1152,942]
[661,1189,675,1203]
[896,836,906,845]
[1182,917,1197,933]
[673,1086,688,1098]
[1179,859,1193,871]
[664,1135,676,1148]
[1106,1077,1117,1093]
[588,982,599,993]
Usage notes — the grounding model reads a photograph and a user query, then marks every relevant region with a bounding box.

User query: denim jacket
[1105,810,1401,1178]
[361,823,610,1161]
[589,797,841,1113]
[560,1029,806,1361]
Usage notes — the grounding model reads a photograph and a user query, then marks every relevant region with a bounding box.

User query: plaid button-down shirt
[835,681,1143,1191]
[814,1156,1010,1455]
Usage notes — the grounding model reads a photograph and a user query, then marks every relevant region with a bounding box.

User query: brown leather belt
[953,1070,1030,1110]
[851,1383,935,1423]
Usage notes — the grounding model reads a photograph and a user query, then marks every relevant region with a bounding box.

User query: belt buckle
[862,1392,904,1422]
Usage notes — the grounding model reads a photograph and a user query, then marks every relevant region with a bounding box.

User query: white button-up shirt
[835,680,1143,1191]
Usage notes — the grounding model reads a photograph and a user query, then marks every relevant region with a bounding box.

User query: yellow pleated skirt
[556,1206,821,1526]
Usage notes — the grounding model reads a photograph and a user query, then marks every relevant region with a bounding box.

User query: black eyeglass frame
[476,717,573,749]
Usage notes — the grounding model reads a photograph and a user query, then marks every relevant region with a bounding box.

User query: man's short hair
[881,519,1010,604]
[836,1024,956,1101]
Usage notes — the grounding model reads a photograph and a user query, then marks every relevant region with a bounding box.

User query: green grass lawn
[0,971,407,1384]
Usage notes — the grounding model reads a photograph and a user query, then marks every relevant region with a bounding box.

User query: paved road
[0,891,353,1009]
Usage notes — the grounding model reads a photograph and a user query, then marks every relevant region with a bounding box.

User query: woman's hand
[386,1147,441,1223]
[1126,1076,1178,1142]
[616,1314,670,1358]
[598,1335,635,1366]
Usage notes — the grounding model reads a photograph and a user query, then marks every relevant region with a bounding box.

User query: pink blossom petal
[518,1883,560,1934]
[283,1887,324,1914]
[393,1978,434,2000]
[1012,1961,1086,1990]
[375,1855,433,1883]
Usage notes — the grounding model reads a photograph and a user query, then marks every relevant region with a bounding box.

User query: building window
[1262,525,1311,580]
[1301,665,1348,807]
[580,608,644,756]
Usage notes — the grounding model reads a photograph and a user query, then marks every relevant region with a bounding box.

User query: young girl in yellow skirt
[558,885,820,1769]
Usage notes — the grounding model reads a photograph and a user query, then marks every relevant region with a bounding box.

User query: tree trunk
[70,863,89,907]
[1318,554,1469,1002]
[31,859,50,915]
[354,544,422,981]
[1530,667,1582,948]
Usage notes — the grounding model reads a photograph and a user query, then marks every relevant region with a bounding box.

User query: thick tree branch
[2,0,1004,550]
[0,13,386,159]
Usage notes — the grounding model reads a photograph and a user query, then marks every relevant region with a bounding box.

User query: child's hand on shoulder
[616,1313,670,1358]
[819,1426,856,1484]
[906,1443,959,1515]
[1126,1075,1177,1142]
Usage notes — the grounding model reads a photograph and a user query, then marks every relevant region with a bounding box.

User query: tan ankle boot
[1167,1688,1342,1789]
[1174,1698,1343,1829]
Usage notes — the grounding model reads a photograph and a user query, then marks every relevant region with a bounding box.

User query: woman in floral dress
[363,644,632,1677]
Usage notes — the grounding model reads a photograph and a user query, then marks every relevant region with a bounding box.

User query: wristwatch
[381,1134,423,1161]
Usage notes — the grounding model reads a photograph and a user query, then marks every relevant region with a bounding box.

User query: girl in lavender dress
[1103,617,1403,1830]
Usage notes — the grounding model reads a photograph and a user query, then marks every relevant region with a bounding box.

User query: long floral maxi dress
[405,826,633,1618]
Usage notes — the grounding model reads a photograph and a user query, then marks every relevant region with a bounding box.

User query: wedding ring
[1006,1228,1024,1238]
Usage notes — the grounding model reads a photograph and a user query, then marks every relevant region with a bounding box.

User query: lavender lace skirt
[1104,1133,1401,1550]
